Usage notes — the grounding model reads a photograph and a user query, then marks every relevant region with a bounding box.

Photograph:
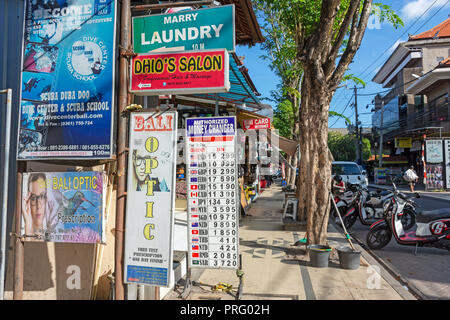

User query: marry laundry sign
[132,5,235,53]
[130,49,230,95]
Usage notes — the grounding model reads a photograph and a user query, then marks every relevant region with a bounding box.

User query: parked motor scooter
[340,183,416,230]
[366,183,450,253]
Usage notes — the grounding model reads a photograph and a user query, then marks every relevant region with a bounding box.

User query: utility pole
[378,101,385,168]
[115,0,131,300]
[354,86,363,164]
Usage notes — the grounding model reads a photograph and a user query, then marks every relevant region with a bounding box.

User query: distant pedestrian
[403,166,419,192]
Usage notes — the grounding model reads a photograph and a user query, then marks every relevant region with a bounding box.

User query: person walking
[404,166,419,193]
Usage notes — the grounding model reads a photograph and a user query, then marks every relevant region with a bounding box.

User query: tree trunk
[289,151,298,188]
[285,154,292,186]
[297,68,333,245]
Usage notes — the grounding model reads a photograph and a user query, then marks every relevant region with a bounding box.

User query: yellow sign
[395,138,412,148]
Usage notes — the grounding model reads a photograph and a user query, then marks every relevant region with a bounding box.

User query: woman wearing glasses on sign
[22,173,58,240]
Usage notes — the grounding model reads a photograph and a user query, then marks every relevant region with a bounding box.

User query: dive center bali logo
[66,36,108,81]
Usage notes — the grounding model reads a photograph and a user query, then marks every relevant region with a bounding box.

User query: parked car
[332,161,368,187]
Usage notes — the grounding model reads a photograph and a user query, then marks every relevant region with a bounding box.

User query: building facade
[371,18,450,188]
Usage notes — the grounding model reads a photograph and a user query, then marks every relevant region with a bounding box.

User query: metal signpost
[0,89,12,300]
[124,111,178,288]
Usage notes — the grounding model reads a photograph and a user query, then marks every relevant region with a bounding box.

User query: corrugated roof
[409,17,450,40]
[191,52,262,108]
[437,56,450,68]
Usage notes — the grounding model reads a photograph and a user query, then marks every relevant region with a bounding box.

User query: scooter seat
[371,190,390,197]
[416,209,450,223]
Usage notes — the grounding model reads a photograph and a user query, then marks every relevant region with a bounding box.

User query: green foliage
[328,131,372,161]
[273,99,295,139]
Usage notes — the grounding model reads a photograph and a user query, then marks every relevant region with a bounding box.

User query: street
[338,191,450,300]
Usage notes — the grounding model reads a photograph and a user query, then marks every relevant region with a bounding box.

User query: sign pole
[13,162,26,300]
[115,0,131,300]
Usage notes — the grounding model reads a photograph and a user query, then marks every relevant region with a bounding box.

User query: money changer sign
[186,116,239,269]
[124,112,177,287]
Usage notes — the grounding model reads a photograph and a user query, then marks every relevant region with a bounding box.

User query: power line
[330,95,354,128]
[357,0,444,82]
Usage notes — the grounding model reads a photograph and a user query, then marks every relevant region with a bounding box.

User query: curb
[328,223,420,300]
[349,231,426,300]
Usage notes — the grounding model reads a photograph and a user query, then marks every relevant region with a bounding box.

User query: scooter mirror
[415,192,420,198]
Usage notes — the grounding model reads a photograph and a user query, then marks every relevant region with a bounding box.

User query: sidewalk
[165,184,416,300]
[369,183,450,201]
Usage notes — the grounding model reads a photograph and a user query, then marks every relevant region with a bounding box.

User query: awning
[267,130,299,157]
[173,53,264,111]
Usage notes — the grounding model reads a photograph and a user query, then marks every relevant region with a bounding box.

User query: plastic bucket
[307,245,332,268]
[337,246,361,270]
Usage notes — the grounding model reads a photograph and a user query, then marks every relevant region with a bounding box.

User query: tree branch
[324,0,360,77]
[306,0,341,62]
[329,0,373,90]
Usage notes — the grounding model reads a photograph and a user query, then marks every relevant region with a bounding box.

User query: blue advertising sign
[186,117,236,137]
[17,0,116,159]
[21,171,106,243]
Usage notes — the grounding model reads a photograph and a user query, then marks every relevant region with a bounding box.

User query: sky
[234,0,450,130]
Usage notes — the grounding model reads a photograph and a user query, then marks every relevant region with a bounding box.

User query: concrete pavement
[165,184,417,300]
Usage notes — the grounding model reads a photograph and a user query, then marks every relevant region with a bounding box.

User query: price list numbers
[186,117,239,269]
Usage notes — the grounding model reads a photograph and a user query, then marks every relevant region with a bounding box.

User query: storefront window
[428,93,449,123]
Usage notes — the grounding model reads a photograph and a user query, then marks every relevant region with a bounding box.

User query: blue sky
[235,0,450,130]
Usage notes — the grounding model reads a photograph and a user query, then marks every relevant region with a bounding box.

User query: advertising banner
[124,112,177,287]
[132,5,235,53]
[130,49,230,95]
[426,140,443,163]
[243,118,271,131]
[186,117,239,269]
[21,171,105,243]
[395,137,412,149]
[426,164,444,190]
[18,0,116,159]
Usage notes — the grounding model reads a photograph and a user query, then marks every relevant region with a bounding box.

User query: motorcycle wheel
[400,208,415,231]
[366,225,392,250]
[339,212,357,230]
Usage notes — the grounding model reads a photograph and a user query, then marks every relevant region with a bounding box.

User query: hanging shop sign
[426,140,443,163]
[130,49,230,95]
[186,116,239,269]
[444,140,450,189]
[21,171,106,243]
[395,137,412,149]
[132,5,235,53]
[243,118,271,131]
[17,0,116,160]
[124,112,178,287]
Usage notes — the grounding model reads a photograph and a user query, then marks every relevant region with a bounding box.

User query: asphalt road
[337,192,450,300]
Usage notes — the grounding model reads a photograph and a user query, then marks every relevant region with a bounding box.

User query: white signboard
[426,140,443,163]
[124,111,177,287]
[186,116,239,269]
[444,140,450,189]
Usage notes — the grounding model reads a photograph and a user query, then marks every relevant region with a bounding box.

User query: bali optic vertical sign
[124,112,177,286]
